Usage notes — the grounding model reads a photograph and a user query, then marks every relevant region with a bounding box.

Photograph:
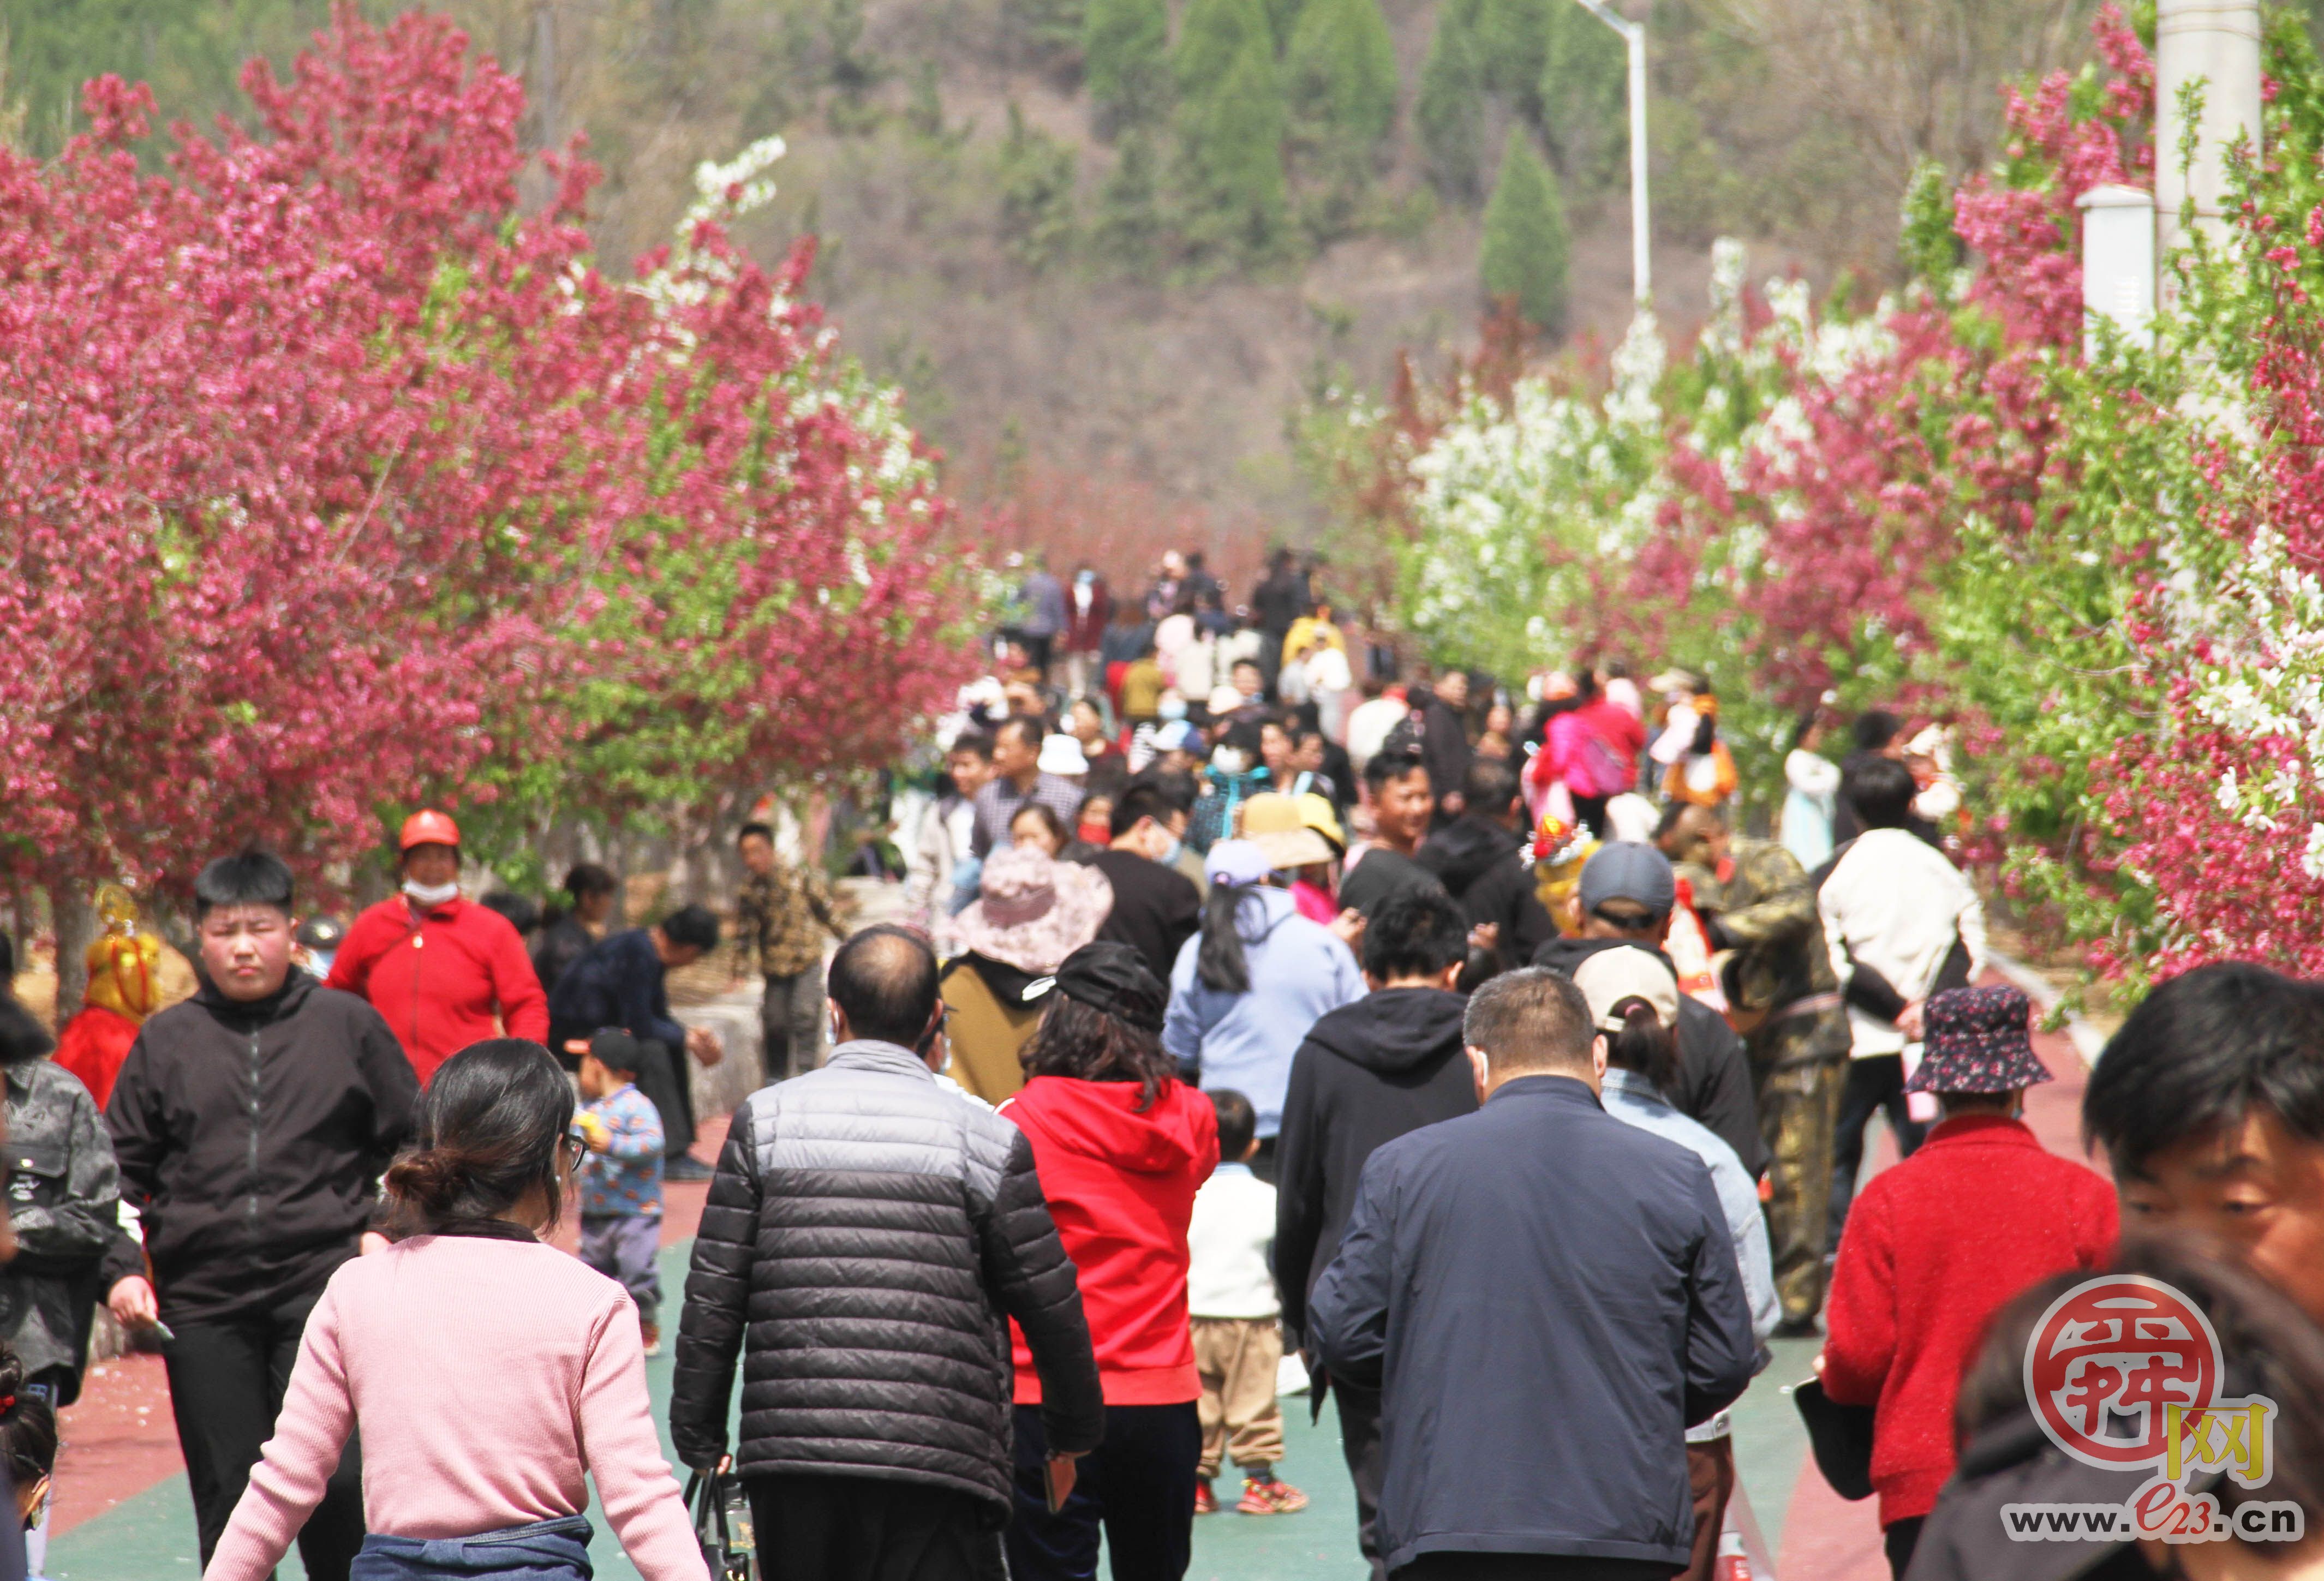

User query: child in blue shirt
[573,1030,665,1352]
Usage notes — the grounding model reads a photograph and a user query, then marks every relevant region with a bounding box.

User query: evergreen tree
[1084,0,1171,136]
[1415,6,1485,200]
[1479,127,1569,331]
[1174,26,1289,261]
[997,103,1079,271]
[1286,0,1399,152]
[1172,0,1271,99]
[1474,0,1552,123]
[1286,0,1399,238]
[1539,2,1627,191]
[1094,127,1169,267]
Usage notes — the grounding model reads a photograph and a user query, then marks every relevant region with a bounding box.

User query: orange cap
[398,809,462,852]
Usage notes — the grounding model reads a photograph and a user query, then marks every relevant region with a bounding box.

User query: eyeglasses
[564,1134,589,1172]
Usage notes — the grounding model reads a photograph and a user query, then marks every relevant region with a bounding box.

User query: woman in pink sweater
[204,1039,707,1581]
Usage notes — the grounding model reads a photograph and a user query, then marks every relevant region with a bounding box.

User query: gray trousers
[578,1214,662,1325]
[762,965,828,1084]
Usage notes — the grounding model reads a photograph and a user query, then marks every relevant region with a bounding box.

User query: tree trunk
[51,878,95,1024]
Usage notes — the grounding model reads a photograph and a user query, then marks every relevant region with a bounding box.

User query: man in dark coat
[105,850,417,1580]
[1418,758,1557,981]
[1411,672,1475,827]
[1532,843,1767,1178]
[671,927,1104,1581]
[1091,782,1202,985]
[1309,967,1757,1580]
[1276,889,1478,1580]
[546,906,724,1179]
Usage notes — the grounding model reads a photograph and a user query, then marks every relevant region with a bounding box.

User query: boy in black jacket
[104,851,416,1580]
[1275,888,1478,1579]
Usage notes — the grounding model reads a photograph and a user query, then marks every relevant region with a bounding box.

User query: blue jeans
[350,1516,594,1580]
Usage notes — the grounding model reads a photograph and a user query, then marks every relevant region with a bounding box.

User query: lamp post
[1570,0,1649,305]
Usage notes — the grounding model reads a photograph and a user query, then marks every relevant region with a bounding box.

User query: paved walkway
[41,995,2102,1581]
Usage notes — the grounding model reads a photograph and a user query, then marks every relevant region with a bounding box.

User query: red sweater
[326,896,549,1086]
[1821,1115,2117,1526]
[1003,1075,1218,1405]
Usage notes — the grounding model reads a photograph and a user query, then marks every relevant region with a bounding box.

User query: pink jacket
[205,1236,707,1581]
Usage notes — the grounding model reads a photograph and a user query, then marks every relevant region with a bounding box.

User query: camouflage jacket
[1700,839,1841,1016]
[0,1057,122,1385]
[735,858,845,979]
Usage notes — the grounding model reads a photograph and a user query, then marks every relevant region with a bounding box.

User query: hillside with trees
[5,0,2125,548]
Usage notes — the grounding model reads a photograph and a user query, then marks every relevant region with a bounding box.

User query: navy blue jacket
[545,929,685,1050]
[1309,1074,1757,1573]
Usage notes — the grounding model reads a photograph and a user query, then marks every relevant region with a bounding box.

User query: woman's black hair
[1196,882,1262,994]
[543,863,617,930]
[383,1039,575,1238]
[1020,995,1180,1111]
[0,1347,60,1505]
[1009,801,1073,851]
[1791,709,1825,753]
[1688,706,1719,757]
[477,890,539,937]
[1603,998,1678,1094]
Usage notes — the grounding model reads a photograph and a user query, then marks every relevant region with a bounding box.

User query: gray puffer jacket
[670,1040,1104,1512]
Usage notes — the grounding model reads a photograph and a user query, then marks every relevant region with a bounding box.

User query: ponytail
[1197,882,1259,993]
[1605,997,1679,1095]
[382,1039,574,1238]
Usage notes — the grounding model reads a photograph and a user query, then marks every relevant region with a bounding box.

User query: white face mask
[1211,747,1252,776]
[403,879,460,908]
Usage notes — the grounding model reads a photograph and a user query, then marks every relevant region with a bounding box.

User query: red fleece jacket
[1821,1113,2117,1526]
[1004,1074,1218,1405]
[327,896,549,1086]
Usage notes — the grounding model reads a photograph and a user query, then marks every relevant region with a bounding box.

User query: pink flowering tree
[0,7,981,927]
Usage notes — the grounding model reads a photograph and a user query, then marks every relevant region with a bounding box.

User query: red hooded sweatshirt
[1004,1074,1218,1405]
[327,896,549,1086]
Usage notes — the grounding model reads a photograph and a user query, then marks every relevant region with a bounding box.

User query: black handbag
[1792,1376,1878,1501]
[686,1470,759,1581]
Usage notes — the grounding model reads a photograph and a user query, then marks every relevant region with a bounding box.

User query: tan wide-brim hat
[953,846,1115,975]
[1240,792,1338,870]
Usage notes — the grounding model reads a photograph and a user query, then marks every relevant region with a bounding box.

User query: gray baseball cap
[1577,842,1676,918]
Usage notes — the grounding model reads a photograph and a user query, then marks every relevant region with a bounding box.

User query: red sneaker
[1236,1474,1308,1514]
[1193,1481,1218,1516]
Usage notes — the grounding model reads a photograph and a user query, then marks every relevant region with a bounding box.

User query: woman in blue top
[1162,840,1364,1173]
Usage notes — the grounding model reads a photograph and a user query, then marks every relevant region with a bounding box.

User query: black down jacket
[670,1039,1104,1513]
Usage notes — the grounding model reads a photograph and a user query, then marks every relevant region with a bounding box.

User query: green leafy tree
[997,103,1079,269]
[1539,1,1626,191]
[1084,0,1171,135]
[1174,24,1289,261]
[1479,127,1568,330]
[1415,6,1486,199]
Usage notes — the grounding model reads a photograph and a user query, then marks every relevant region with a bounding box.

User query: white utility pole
[2077,184,2156,354]
[1570,0,1650,304]
[2154,0,2261,254]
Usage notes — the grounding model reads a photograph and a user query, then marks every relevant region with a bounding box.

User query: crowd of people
[0,545,2316,1581]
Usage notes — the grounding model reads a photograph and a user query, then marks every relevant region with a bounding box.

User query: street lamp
[1569,0,1649,305]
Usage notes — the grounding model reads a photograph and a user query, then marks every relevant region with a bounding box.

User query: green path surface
[44,1236,1814,1580]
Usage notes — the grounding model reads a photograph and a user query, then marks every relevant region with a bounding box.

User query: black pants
[1391,1556,1676,1581]
[748,1473,1001,1581]
[167,1288,365,1578]
[629,1036,697,1158]
[1008,1402,1199,1581]
[1334,1378,1388,1581]
[1827,1053,1926,1249]
[1569,794,1610,840]
[1885,1514,1925,1579]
